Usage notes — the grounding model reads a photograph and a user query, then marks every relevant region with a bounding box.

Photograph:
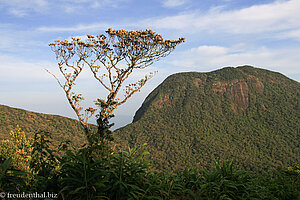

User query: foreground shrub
[198,161,263,200]
[260,164,300,200]
[59,146,109,200]
[28,131,61,193]
[0,126,32,171]
[0,158,28,194]
[105,145,150,199]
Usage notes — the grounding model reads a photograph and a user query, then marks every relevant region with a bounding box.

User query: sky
[1,0,300,129]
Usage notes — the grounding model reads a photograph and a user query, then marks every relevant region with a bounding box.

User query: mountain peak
[115,66,300,172]
[133,66,289,122]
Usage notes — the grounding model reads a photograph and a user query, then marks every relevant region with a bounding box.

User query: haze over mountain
[114,66,300,173]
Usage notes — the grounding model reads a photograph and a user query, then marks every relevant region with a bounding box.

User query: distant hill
[114,66,300,173]
[0,104,89,146]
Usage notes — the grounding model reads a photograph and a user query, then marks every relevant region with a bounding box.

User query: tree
[48,28,185,144]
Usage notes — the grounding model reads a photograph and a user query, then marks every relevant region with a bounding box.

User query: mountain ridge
[0,104,89,146]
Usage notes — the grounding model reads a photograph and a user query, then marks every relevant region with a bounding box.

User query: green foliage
[9,126,32,151]
[59,146,109,200]
[0,126,32,171]
[259,164,300,200]
[0,158,28,194]
[142,167,201,199]
[93,117,114,143]
[0,104,90,146]
[59,143,152,200]
[0,140,17,164]
[106,145,150,200]
[114,66,300,173]
[1,128,299,200]
[30,131,59,175]
[199,161,262,200]
[27,131,62,194]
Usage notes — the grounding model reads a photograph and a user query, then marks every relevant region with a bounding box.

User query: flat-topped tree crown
[48,28,185,144]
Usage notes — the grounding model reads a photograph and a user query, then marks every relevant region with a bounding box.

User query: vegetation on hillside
[0,104,89,146]
[114,66,300,173]
[0,128,299,199]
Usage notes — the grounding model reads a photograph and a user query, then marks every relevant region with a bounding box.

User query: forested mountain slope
[114,66,300,173]
[0,104,88,145]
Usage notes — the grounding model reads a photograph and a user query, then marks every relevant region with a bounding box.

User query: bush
[198,161,262,200]
[260,164,300,200]
[106,145,151,199]
[59,145,109,200]
[0,158,28,194]
[0,126,32,171]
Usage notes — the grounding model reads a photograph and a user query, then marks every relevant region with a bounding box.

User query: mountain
[0,104,89,146]
[114,66,300,173]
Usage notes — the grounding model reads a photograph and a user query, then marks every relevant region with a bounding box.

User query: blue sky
[1,0,300,129]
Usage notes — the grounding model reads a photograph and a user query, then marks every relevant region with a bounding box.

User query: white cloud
[60,0,129,14]
[0,0,48,8]
[0,0,128,16]
[278,28,300,41]
[0,0,48,16]
[37,23,111,32]
[141,0,300,36]
[61,0,116,6]
[36,0,300,39]
[0,25,45,53]
[0,55,55,81]
[0,52,155,84]
[171,45,300,78]
[162,0,188,7]
[190,45,229,56]
[9,8,27,17]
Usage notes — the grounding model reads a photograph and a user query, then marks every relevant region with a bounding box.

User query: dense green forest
[0,104,92,146]
[114,66,300,173]
[0,127,299,199]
